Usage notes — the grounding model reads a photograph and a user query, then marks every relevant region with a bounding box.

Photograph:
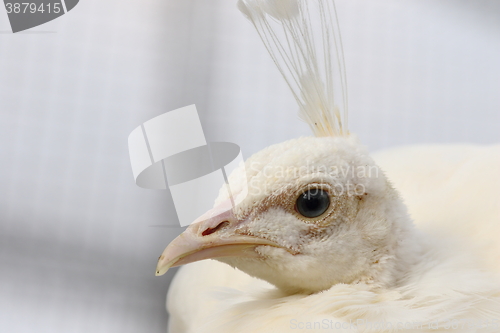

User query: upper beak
[155,202,283,276]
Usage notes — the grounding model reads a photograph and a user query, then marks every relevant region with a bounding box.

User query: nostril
[201,221,229,236]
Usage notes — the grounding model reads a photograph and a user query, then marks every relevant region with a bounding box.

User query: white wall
[0,1,498,332]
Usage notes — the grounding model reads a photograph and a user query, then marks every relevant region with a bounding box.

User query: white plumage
[165,141,500,333]
[156,1,500,332]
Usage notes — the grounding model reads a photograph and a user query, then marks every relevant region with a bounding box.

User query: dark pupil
[296,189,330,218]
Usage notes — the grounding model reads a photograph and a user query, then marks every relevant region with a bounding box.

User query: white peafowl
[156,1,500,332]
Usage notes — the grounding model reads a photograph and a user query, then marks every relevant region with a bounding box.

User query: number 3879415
[5,2,62,14]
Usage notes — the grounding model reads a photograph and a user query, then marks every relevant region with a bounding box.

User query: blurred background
[0,0,498,332]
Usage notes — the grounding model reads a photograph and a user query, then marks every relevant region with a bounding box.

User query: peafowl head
[155,0,418,295]
[156,135,415,294]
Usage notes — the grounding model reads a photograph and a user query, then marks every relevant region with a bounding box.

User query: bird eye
[295,189,330,218]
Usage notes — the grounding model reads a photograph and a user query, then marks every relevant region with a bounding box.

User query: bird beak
[155,201,282,276]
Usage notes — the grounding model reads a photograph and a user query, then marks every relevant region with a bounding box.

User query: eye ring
[295,188,330,219]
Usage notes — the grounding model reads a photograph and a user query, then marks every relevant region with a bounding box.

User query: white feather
[167,143,500,333]
[163,1,500,332]
[238,0,348,137]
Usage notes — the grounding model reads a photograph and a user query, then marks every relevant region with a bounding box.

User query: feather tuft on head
[238,0,299,21]
[263,0,300,20]
[238,0,348,137]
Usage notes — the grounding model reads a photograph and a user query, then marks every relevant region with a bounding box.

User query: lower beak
[155,206,282,276]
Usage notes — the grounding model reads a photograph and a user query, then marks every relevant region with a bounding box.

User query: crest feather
[238,0,348,137]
